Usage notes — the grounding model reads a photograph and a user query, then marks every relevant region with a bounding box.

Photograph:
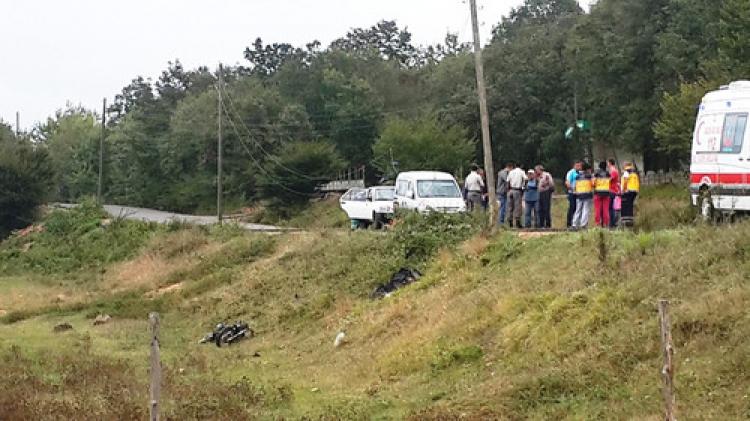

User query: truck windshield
[374,189,395,201]
[417,180,461,198]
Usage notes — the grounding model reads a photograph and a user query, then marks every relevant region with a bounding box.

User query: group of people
[465,163,554,228]
[565,159,640,230]
[463,159,641,229]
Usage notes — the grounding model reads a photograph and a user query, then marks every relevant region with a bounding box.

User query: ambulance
[690,80,750,219]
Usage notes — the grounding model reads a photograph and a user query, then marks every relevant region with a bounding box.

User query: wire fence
[642,170,689,186]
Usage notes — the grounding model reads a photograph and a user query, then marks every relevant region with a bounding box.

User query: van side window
[721,113,748,153]
[397,180,409,196]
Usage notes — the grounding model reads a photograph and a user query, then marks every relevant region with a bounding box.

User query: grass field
[2,186,748,420]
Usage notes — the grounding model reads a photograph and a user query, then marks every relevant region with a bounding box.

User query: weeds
[0,201,159,274]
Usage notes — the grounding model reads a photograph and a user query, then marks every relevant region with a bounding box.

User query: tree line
[2,0,749,232]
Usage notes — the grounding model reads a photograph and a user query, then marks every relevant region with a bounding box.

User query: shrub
[390,211,480,265]
[0,200,159,274]
[0,138,54,239]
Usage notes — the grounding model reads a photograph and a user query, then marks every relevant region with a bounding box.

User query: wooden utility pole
[97,98,106,204]
[658,300,677,421]
[217,64,224,224]
[469,0,497,224]
[148,312,162,421]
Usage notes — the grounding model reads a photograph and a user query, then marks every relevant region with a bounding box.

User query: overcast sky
[1,0,592,130]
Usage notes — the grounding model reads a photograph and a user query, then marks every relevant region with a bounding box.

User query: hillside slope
[0,203,748,419]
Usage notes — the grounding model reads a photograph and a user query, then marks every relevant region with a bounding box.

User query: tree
[243,38,320,76]
[36,107,101,201]
[330,20,419,68]
[654,79,716,166]
[567,0,670,165]
[372,117,474,177]
[0,136,54,238]
[493,0,582,43]
[718,0,750,76]
[317,68,384,166]
[256,141,345,214]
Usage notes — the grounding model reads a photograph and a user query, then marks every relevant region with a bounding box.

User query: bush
[390,211,480,265]
[256,141,345,215]
[0,138,54,238]
[0,201,158,274]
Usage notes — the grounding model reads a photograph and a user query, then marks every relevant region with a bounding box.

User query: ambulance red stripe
[690,173,750,184]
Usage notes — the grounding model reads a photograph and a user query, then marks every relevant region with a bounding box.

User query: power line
[220,101,318,197]
[220,84,331,181]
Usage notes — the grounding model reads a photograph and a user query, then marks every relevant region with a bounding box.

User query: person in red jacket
[593,161,612,227]
[608,159,620,228]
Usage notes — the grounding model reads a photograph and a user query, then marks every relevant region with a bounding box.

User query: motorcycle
[199,321,254,347]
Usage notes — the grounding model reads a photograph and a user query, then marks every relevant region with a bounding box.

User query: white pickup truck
[340,186,395,229]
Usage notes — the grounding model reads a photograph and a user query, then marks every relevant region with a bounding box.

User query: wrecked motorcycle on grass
[199,321,254,347]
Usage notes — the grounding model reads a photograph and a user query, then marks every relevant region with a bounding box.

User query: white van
[690,80,750,218]
[394,171,467,213]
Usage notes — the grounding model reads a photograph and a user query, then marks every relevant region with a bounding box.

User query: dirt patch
[146,282,184,298]
[517,231,561,240]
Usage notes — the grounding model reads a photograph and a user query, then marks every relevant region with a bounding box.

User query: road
[56,204,283,232]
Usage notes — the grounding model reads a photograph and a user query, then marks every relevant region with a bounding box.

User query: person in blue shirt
[524,169,540,228]
[565,160,583,228]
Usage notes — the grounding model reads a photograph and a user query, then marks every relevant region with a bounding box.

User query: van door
[340,188,367,219]
[717,112,748,210]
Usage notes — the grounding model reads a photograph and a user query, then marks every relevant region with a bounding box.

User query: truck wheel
[372,213,383,230]
[698,189,715,223]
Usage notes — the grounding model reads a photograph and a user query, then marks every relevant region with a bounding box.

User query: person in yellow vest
[593,161,612,227]
[572,162,594,229]
[620,162,640,227]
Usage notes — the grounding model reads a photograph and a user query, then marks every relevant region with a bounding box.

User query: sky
[1,0,592,131]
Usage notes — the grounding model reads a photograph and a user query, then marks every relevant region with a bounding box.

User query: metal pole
[15,111,20,138]
[98,98,106,204]
[469,0,497,225]
[217,64,224,224]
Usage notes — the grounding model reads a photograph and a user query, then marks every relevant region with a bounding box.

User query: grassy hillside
[1,189,748,419]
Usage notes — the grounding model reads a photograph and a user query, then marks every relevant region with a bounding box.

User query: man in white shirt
[464,164,485,212]
[506,163,527,228]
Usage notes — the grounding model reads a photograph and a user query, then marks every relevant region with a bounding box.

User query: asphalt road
[57,204,283,232]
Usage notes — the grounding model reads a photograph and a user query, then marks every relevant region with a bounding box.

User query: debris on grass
[371,268,422,299]
[334,331,346,348]
[93,314,112,325]
[53,322,74,333]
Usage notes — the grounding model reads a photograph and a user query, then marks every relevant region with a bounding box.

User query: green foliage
[0,138,55,238]
[0,201,157,274]
[373,117,474,176]
[36,107,101,201]
[257,141,345,214]
[719,0,750,75]
[654,79,716,164]
[31,0,750,214]
[431,343,484,371]
[390,211,480,265]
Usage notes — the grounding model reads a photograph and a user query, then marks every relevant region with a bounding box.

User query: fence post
[149,312,162,421]
[658,300,676,421]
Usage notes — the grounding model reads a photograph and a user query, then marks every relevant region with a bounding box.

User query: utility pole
[469,0,497,225]
[217,64,224,224]
[98,98,106,205]
[15,111,20,138]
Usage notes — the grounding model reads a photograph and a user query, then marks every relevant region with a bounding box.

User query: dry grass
[2,195,750,419]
